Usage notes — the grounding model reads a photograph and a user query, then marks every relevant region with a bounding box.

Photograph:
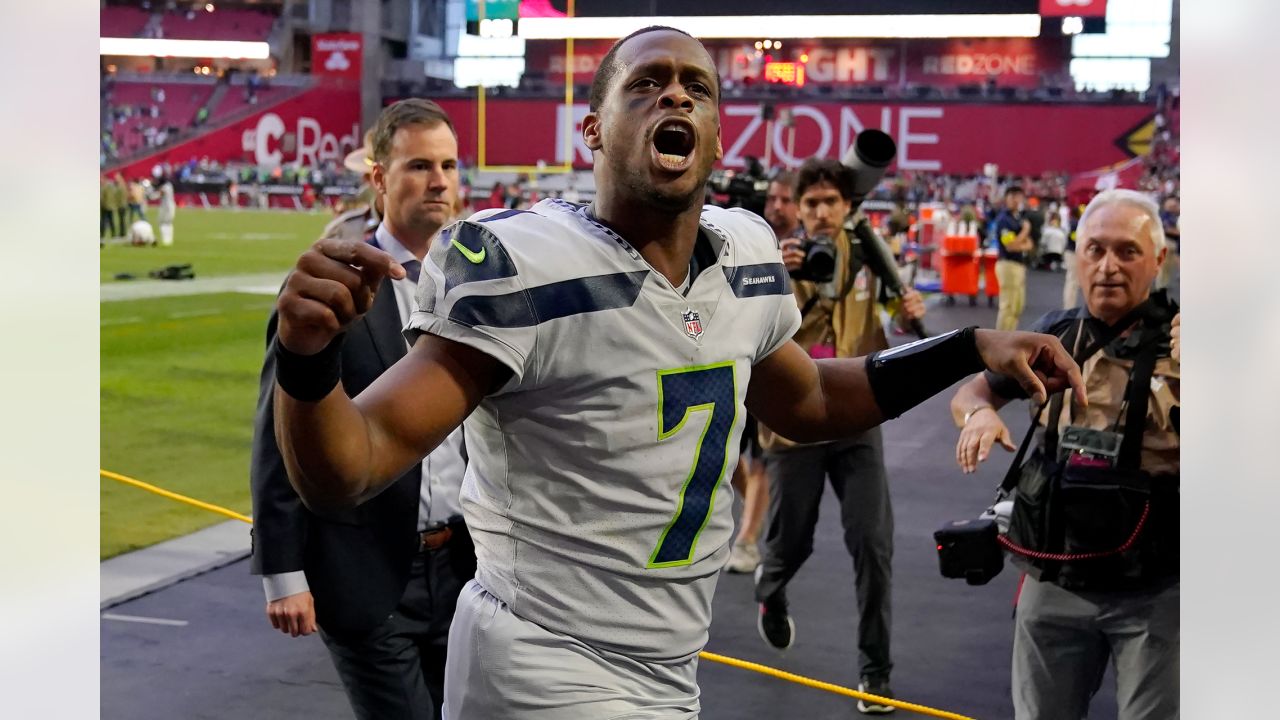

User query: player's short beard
[620,159,710,215]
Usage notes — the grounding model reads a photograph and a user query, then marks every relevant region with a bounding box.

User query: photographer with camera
[754,158,925,714]
[947,189,1179,720]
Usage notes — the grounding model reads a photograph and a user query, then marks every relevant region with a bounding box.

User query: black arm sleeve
[866,327,987,419]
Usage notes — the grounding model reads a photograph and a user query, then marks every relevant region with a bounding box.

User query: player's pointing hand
[277,238,407,356]
[973,329,1087,407]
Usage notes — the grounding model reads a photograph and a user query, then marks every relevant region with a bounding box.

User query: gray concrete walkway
[101,272,287,302]
[101,520,250,609]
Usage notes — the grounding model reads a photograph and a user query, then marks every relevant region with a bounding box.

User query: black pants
[101,209,117,238]
[320,543,468,720]
[755,428,895,681]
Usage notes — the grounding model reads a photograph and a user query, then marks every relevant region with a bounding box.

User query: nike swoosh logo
[452,237,486,264]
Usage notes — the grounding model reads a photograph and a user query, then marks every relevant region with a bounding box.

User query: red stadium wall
[112,84,361,178]
[437,99,1152,175]
[112,93,1151,177]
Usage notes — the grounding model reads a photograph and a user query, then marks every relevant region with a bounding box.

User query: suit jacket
[249,278,424,638]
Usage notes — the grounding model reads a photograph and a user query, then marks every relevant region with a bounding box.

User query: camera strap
[996,302,1153,496]
[1116,331,1161,470]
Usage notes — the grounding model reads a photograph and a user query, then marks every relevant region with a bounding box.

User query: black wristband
[864,326,985,419]
[275,334,345,402]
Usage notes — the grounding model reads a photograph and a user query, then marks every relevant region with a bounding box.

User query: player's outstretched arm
[273,237,506,514]
[747,328,1084,443]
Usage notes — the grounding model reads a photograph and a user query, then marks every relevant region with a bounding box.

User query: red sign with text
[435,98,1151,176]
[908,38,1066,88]
[528,38,1070,90]
[312,33,363,79]
[1039,0,1107,18]
[112,85,362,178]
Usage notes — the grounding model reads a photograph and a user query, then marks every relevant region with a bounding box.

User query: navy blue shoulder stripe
[441,222,519,293]
[724,263,790,298]
[449,270,648,329]
[475,209,531,223]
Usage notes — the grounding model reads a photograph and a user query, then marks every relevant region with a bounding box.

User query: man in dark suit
[250,99,473,720]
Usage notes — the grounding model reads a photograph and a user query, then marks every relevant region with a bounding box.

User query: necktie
[401,259,421,284]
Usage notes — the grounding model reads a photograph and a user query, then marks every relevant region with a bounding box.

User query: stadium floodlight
[100,38,271,60]
[518,14,1042,40]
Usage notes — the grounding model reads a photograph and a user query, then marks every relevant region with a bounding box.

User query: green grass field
[101,208,330,558]
[101,207,329,282]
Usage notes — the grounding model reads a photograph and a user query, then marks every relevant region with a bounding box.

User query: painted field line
[101,613,189,627]
[101,316,143,327]
[207,232,297,241]
[235,286,282,296]
[167,309,222,319]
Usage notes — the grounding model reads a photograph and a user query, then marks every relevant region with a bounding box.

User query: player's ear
[371,161,387,196]
[582,111,603,152]
[715,130,723,162]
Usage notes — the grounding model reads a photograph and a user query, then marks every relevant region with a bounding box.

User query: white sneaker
[725,541,761,574]
[857,678,897,714]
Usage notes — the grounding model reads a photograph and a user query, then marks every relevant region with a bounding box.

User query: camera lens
[805,242,836,282]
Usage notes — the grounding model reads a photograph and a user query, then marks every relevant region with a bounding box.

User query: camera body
[792,234,838,283]
[935,516,1004,586]
[708,158,769,216]
[935,501,1011,586]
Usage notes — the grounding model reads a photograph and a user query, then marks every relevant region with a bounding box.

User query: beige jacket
[1042,344,1180,476]
[758,227,896,452]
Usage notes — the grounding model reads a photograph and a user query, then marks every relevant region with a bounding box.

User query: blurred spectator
[1157,195,1179,290]
[990,185,1034,330]
[1040,212,1068,270]
[488,181,506,210]
[101,178,120,240]
[127,179,147,223]
[113,174,130,238]
[154,177,176,246]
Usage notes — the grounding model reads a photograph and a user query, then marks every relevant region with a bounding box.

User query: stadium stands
[100,6,276,41]
[99,5,150,38]
[211,82,292,120]
[160,8,276,41]
[104,81,216,159]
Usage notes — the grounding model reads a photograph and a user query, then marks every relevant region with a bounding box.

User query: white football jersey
[406,198,801,661]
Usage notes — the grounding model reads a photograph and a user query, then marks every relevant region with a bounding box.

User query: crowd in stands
[101,2,277,42]
[1138,85,1181,199]
[100,70,286,166]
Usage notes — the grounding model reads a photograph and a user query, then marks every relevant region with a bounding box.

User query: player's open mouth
[650,117,696,172]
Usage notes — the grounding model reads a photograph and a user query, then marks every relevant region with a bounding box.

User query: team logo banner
[313,33,363,79]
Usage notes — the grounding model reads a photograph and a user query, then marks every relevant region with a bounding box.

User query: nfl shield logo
[682,309,704,340]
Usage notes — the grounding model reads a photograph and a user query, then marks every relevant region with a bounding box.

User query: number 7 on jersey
[648,361,738,568]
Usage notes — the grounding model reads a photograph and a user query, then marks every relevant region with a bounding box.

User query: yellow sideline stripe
[101,469,252,524]
[102,468,974,720]
[698,651,975,720]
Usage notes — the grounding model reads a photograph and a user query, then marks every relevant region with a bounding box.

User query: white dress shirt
[263,223,467,602]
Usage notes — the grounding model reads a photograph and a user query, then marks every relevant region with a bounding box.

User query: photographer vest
[1004,298,1180,590]
[1041,339,1179,476]
[758,226,891,452]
